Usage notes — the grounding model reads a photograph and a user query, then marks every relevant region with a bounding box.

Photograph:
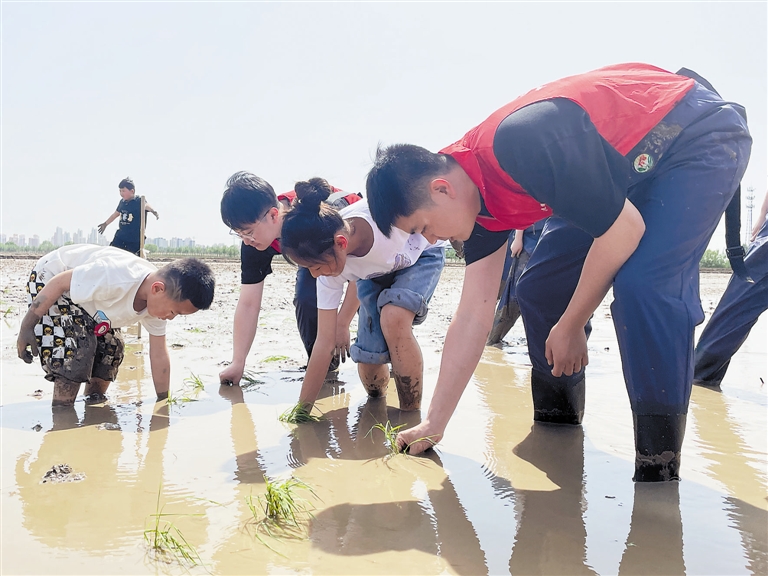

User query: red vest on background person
[269,189,363,252]
[440,63,696,232]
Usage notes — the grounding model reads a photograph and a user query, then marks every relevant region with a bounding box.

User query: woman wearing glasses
[218,171,361,386]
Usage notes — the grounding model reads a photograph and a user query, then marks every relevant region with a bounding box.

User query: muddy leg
[52,378,81,406]
[358,363,390,398]
[83,377,110,403]
[380,304,422,411]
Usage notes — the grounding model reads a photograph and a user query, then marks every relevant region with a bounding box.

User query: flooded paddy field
[1,257,766,575]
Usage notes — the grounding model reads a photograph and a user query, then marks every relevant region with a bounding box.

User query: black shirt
[463,98,630,265]
[240,242,281,285]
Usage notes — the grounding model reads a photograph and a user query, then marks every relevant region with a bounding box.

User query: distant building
[53,227,65,247]
[72,229,85,244]
[29,235,40,248]
[88,228,99,244]
[0,233,6,244]
[19,234,26,247]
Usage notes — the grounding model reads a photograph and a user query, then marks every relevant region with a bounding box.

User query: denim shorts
[350,247,445,365]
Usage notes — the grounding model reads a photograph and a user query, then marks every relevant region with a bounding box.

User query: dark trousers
[517,103,751,417]
[694,218,768,386]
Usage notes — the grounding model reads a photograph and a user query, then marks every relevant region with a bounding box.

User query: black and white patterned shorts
[27,268,125,384]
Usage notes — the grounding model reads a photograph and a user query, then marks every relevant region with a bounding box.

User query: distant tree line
[0,241,740,269]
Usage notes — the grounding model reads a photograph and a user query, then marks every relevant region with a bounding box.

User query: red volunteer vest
[440,63,695,231]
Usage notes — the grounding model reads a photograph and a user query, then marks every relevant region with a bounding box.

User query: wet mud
[1,259,765,575]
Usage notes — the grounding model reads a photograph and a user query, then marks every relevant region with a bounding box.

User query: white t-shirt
[316,200,445,310]
[32,244,167,336]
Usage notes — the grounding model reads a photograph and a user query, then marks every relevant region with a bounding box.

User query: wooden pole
[138,195,146,339]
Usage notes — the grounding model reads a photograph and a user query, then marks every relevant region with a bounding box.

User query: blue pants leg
[612,105,750,417]
[516,217,594,424]
[517,103,750,480]
[694,220,768,386]
[293,267,319,359]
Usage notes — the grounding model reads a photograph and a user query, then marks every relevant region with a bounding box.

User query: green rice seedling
[248,475,317,528]
[2,305,13,317]
[240,369,265,392]
[262,355,289,363]
[366,421,407,457]
[279,402,323,424]
[183,372,205,393]
[244,475,318,555]
[144,489,205,569]
[166,389,197,406]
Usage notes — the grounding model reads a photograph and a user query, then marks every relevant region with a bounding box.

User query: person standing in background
[98,177,158,255]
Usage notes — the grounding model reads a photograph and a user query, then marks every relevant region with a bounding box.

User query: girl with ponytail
[281,178,447,414]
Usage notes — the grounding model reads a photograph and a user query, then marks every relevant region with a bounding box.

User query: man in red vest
[365,63,751,482]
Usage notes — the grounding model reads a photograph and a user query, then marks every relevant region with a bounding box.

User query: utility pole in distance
[745,186,755,245]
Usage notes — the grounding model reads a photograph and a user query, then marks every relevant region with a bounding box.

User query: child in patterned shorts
[16,245,215,406]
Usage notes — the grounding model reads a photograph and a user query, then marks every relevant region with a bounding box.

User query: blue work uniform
[693,218,768,386]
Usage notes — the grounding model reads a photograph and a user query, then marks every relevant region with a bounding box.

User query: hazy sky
[2,2,766,248]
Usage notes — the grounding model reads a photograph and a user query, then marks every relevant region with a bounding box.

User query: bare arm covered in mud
[148,334,170,400]
[144,201,159,220]
[396,245,506,453]
[219,282,265,385]
[98,211,120,234]
[17,270,74,363]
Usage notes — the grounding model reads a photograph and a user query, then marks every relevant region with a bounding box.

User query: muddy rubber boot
[486,303,520,345]
[633,413,686,482]
[531,370,585,425]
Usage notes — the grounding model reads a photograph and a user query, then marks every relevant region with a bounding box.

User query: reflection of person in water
[14,401,210,556]
[308,448,486,575]
[217,383,270,485]
[508,424,597,575]
[618,483,684,575]
[689,388,768,573]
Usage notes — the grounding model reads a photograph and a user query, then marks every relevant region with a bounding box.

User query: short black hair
[281,178,344,265]
[366,144,451,236]
[118,177,135,191]
[220,171,278,231]
[158,258,215,310]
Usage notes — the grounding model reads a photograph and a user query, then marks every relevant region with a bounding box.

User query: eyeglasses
[229,209,272,241]
[229,228,256,241]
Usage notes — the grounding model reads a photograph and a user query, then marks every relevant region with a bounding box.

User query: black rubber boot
[633,413,686,482]
[486,302,521,345]
[531,370,585,425]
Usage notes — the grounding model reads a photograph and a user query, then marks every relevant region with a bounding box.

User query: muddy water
[1,259,765,575]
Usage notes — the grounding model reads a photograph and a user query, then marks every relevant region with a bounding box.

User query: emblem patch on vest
[633,153,654,173]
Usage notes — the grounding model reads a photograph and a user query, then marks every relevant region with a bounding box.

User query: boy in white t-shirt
[16,245,215,406]
[280,179,445,413]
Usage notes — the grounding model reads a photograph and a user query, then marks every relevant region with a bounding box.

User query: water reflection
[218,383,268,485]
[310,452,487,575]
[14,401,185,553]
[618,483,684,575]
[508,424,597,575]
[690,386,768,574]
